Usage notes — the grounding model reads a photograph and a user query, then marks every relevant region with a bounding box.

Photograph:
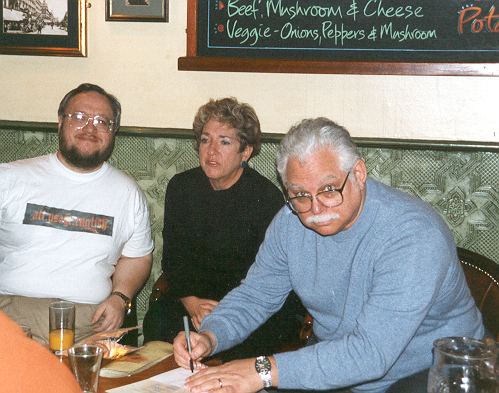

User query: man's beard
[59,132,115,170]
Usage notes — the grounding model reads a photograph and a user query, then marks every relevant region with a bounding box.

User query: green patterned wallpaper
[0,125,497,323]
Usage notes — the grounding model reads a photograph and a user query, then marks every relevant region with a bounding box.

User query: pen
[183,315,194,373]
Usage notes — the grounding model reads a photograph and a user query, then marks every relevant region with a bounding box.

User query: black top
[163,166,284,300]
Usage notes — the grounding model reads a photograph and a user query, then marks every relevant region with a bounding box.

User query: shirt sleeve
[121,186,154,258]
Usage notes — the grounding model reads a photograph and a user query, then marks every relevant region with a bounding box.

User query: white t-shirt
[0,154,154,303]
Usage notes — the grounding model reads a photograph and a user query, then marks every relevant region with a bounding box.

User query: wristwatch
[111,291,132,315]
[255,356,272,388]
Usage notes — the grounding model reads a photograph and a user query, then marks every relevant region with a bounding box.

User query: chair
[457,247,499,340]
[299,247,499,344]
[149,272,168,306]
[121,297,139,346]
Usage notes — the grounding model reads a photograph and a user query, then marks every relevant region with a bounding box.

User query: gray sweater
[201,178,483,392]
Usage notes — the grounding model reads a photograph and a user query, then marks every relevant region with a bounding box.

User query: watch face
[255,356,271,373]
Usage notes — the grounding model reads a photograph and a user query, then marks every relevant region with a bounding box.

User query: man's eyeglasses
[64,112,115,134]
[286,171,351,214]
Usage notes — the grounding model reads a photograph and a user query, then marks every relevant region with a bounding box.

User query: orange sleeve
[0,311,82,393]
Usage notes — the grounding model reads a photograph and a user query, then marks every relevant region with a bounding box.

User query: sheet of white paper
[106,366,268,393]
[106,379,188,392]
[151,367,192,386]
[105,367,191,393]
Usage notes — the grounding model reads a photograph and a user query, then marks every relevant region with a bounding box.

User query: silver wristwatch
[255,356,272,388]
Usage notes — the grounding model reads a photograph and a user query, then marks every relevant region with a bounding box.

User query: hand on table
[181,296,219,330]
[91,295,125,331]
[184,358,264,393]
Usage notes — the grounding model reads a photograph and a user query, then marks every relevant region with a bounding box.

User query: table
[98,354,179,392]
[62,354,180,392]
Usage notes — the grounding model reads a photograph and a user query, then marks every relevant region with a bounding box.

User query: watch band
[255,356,272,388]
[111,291,132,315]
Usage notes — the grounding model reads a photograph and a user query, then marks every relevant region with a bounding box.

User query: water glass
[18,324,32,338]
[68,344,103,393]
[427,336,496,393]
[49,300,75,354]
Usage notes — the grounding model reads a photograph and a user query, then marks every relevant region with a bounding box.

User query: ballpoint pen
[183,315,194,373]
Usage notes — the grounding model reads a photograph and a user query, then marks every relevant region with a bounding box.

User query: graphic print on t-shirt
[23,203,114,236]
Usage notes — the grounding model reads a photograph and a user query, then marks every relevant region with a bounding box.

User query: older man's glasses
[286,171,350,214]
[64,112,115,133]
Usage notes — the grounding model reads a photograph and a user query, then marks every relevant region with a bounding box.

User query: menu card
[100,341,173,378]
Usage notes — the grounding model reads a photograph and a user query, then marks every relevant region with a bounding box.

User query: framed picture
[0,0,87,57]
[106,0,168,22]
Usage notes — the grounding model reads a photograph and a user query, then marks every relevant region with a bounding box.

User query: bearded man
[0,83,153,343]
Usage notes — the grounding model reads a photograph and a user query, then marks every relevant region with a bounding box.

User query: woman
[143,97,303,359]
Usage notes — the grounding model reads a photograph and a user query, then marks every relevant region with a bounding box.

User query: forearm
[112,254,152,298]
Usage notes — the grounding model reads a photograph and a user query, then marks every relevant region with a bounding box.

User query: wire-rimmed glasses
[286,171,350,213]
[64,111,115,134]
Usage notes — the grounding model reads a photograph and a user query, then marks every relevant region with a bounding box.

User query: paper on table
[105,367,190,393]
[105,379,188,392]
[150,367,192,385]
[105,366,269,393]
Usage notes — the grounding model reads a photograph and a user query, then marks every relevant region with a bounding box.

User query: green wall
[1,122,497,322]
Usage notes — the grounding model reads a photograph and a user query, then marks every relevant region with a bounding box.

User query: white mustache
[305,213,340,225]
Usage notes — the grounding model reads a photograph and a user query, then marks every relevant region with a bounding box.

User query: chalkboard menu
[198,0,498,62]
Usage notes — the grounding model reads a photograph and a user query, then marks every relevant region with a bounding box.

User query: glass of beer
[49,300,75,355]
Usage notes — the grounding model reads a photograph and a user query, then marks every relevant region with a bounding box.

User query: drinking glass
[68,344,103,393]
[19,324,32,338]
[49,300,75,355]
[427,336,497,393]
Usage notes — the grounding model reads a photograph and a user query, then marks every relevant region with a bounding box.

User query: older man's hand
[184,358,264,393]
[91,295,125,331]
[173,330,214,371]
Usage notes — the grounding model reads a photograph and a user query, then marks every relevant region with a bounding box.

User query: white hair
[276,117,361,184]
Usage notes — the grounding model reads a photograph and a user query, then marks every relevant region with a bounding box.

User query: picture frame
[0,0,87,57]
[106,0,168,22]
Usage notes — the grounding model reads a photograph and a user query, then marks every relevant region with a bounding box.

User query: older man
[173,118,483,393]
[0,83,153,342]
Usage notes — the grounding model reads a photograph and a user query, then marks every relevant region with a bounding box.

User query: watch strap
[111,291,132,315]
[255,356,272,388]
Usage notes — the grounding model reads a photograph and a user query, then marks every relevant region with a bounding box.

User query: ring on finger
[218,378,223,389]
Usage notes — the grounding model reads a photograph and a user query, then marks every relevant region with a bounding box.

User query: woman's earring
[241,160,249,168]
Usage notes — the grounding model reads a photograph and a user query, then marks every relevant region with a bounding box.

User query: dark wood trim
[178,56,499,77]
[186,0,197,57]
[179,0,499,77]
[1,119,497,152]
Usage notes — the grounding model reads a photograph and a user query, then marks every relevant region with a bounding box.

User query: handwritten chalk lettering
[368,26,378,41]
[347,0,360,21]
[280,22,320,43]
[226,19,272,46]
[364,0,423,19]
[228,0,259,20]
[266,0,343,20]
[380,23,437,42]
[322,22,366,46]
[458,6,499,34]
